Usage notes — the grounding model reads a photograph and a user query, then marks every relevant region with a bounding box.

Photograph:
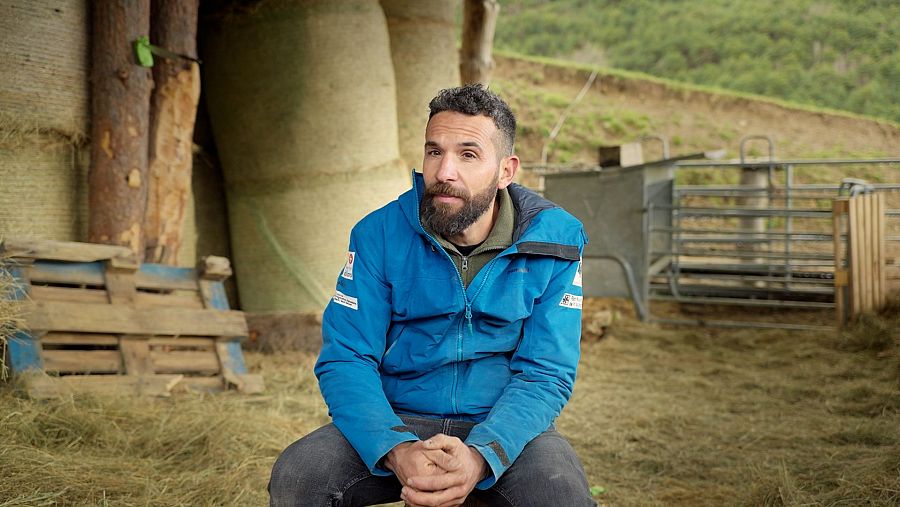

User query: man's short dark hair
[428,84,516,157]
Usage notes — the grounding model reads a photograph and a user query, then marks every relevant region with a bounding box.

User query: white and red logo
[341,251,355,280]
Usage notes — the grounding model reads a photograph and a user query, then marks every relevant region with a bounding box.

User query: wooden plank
[173,376,224,393]
[198,256,232,281]
[223,371,265,394]
[21,372,183,399]
[7,332,44,374]
[29,285,203,308]
[877,194,887,308]
[136,290,204,309]
[120,336,154,375]
[25,261,105,286]
[24,300,248,337]
[862,195,874,312]
[849,197,862,318]
[135,264,198,291]
[41,349,121,373]
[5,266,43,374]
[41,332,119,346]
[29,285,109,304]
[868,194,879,309]
[152,350,220,374]
[1,238,136,265]
[149,336,215,349]
[832,199,847,328]
[105,265,137,305]
[199,280,230,310]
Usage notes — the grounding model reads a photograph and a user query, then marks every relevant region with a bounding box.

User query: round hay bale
[381,0,460,171]
[202,0,409,312]
[0,0,90,138]
[0,133,89,242]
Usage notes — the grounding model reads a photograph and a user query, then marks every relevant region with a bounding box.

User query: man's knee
[495,430,595,506]
[268,424,354,506]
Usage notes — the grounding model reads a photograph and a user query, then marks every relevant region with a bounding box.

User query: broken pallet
[1,238,263,398]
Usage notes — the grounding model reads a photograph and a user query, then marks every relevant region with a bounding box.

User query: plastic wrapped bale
[381,0,460,172]
[202,0,409,312]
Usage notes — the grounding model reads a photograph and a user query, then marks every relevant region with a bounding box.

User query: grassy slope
[494,0,900,123]
[492,52,899,191]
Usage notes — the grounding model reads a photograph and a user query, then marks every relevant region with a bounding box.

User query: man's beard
[421,174,499,238]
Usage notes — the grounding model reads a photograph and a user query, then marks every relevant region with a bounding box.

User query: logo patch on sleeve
[573,258,583,287]
[341,251,355,280]
[559,293,583,309]
[332,290,358,310]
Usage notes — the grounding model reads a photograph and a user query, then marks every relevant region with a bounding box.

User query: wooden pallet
[1,238,263,398]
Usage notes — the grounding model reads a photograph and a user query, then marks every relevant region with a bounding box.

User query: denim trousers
[269,414,595,507]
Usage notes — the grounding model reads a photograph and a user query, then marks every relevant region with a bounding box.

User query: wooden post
[832,199,848,327]
[877,194,887,308]
[849,196,862,317]
[460,0,500,85]
[89,0,153,260]
[862,195,873,312]
[144,0,201,264]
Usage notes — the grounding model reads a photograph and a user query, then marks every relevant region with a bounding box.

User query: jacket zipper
[413,185,513,414]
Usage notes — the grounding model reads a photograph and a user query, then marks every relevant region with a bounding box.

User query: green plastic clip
[133,36,202,68]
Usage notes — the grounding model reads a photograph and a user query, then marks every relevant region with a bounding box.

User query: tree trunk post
[460,0,500,85]
[89,0,153,259]
[144,0,201,264]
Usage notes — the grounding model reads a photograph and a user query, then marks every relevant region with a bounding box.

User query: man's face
[420,111,508,238]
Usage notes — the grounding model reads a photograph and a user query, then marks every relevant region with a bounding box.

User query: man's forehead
[425,111,499,145]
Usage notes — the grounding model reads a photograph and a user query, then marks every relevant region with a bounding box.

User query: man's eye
[462,152,476,159]
[427,149,441,156]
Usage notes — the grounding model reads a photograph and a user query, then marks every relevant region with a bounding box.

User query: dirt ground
[2,298,897,506]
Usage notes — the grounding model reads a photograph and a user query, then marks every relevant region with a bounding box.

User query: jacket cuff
[355,426,420,476]
[470,441,511,489]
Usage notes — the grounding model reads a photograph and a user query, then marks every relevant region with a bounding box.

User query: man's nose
[435,154,458,182]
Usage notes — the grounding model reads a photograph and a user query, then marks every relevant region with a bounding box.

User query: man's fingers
[401,484,466,507]
[408,470,465,491]
[422,449,461,471]
[422,433,463,451]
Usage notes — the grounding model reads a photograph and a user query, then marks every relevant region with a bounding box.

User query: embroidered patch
[333,290,358,310]
[341,251,355,280]
[559,293,583,309]
[573,258,583,287]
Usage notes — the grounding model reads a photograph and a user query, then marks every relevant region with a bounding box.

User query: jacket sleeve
[314,224,419,475]
[464,253,584,488]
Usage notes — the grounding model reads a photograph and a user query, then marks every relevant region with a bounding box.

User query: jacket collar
[401,171,582,260]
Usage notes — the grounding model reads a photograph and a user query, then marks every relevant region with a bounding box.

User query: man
[269,84,593,507]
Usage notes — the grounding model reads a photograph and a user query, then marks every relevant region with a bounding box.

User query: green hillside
[494,0,900,122]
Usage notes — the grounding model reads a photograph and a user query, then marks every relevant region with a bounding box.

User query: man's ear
[497,155,520,189]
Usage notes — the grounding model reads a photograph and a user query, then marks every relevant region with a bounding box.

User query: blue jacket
[315,172,588,488]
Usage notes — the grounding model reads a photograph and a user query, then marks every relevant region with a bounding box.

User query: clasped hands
[384,434,488,507]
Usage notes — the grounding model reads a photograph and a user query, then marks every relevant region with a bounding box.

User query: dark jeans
[269,415,595,507]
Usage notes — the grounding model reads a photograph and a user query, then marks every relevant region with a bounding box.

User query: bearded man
[269,84,594,507]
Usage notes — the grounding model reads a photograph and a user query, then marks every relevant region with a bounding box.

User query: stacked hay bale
[202,0,409,312]
[0,1,201,266]
[0,0,90,241]
[381,0,460,172]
